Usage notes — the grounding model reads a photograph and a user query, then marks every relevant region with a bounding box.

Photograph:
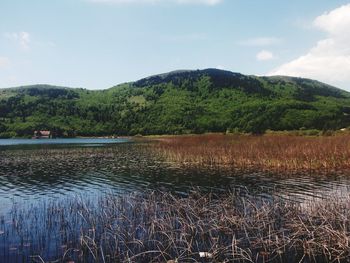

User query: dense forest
[0,69,350,137]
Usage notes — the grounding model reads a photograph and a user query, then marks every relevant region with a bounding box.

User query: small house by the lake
[33,130,52,139]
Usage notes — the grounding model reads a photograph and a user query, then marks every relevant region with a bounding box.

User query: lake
[1,138,350,262]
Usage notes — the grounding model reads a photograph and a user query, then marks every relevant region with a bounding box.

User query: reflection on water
[0,138,129,146]
[1,139,350,262]
[1,139,350,213]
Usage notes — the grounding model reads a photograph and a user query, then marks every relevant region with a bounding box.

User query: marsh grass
[2,138,350,262]
[152,134,350,175]
[2,191,350,262]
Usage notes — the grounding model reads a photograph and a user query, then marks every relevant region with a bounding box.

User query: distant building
[33,130,52,139]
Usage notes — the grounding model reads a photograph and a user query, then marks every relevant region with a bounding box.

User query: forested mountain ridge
[1,69,350,137]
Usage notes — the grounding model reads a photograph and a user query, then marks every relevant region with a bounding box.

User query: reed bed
[2,191,350,262]
[152,134,350,175]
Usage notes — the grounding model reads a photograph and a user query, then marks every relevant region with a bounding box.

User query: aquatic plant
[2,191,350,262]
[153,134,350,174]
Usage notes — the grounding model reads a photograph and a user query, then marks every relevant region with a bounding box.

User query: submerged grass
[2,191,350,262]
[152,134,350,175]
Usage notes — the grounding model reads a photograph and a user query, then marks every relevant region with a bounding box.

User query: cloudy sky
[0,0,350,90]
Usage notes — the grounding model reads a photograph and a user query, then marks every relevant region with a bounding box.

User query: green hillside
[0,69,350,137]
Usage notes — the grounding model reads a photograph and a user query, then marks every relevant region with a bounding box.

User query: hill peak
[1,68,350,137]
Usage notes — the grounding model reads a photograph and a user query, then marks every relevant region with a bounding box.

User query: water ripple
[1,142,350,213]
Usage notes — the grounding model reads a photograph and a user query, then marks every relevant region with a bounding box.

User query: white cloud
[216,65,226,70]
[89,0,222,5]
[4,31,31,51]
[256,50,275,61]
[270,4,350,90]
[0,57,10,68]
[238,37,282,47]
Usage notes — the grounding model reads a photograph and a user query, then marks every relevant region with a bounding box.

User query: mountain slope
[0,69,349,137]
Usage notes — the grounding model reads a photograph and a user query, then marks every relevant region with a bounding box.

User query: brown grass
[4,191,350,262]
[152,134,350,174]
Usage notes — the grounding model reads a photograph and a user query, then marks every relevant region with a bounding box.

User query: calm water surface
[1,138,350,262]
[0,138,350,211]
[0,137,129,146]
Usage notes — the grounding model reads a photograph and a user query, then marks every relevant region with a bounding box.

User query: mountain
[0,69,350,137]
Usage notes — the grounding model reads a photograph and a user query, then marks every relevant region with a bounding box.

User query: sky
[0,0,350,90]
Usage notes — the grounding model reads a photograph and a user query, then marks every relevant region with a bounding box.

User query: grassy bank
[151,134,350,175]
[2,191,350,262]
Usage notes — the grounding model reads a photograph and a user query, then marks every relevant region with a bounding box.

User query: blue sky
[0,0,350,90]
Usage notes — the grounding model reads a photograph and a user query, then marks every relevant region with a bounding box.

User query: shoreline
[1,128,350,140]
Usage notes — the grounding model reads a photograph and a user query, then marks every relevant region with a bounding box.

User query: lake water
[1,138,350,262]
[0,137,130,146]
[1,138,350,209]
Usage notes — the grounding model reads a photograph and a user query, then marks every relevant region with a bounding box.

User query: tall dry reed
[3,191,350,262]
[152,134,350,174]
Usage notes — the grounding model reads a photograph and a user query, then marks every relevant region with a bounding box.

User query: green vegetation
[0,69,350,137]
